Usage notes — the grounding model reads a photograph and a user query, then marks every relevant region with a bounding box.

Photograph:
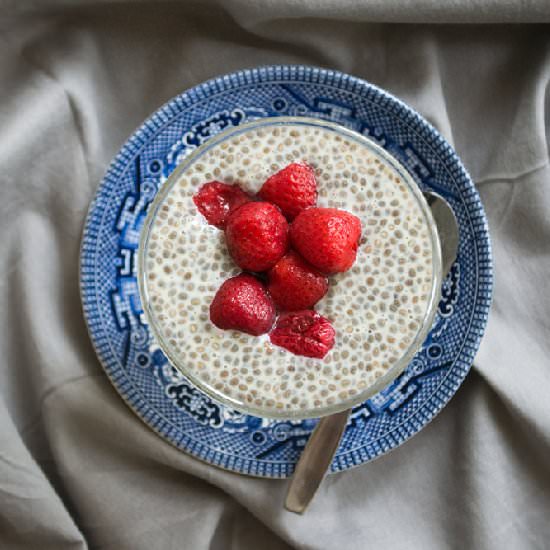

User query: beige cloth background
[1,2,550,549]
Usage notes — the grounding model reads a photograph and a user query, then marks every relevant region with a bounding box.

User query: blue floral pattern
[80,66,493,478]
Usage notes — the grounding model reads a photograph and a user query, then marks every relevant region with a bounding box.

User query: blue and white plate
[80,65,493,478]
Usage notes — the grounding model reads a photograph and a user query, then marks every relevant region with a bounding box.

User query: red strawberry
[193,181,251,229]
[210,274,275,336]
[269,310,335,358]
[290,208,362,273]
[225,202,289,272]
[259,162,317,220]
[267,251,328,311]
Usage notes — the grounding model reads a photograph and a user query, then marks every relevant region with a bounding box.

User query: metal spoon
[284,191,459,514]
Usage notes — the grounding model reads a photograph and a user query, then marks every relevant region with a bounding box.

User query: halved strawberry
[290,207,362,273]
[193,181,251,229]
[269,310,335,359]
[210,273,275,336]
[259,162,317,220]
[267,251,328,311]
[225,202,289,272]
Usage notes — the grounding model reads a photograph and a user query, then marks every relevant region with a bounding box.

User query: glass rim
[138,116,443,420]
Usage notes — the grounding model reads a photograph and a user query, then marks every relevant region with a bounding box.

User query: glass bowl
[138,116,442,420]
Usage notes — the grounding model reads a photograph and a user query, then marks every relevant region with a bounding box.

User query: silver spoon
[284,191,459,514]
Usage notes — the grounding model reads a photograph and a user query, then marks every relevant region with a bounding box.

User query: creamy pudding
[140,118,440,418]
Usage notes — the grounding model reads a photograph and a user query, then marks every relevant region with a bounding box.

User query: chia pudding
[140,119,440,417]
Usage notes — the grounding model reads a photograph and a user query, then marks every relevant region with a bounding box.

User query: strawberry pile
[192,162,362,359]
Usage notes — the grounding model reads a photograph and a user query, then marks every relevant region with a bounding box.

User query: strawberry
[225,202,289,272]
[269,310,335,359]
[267,251,328,311]
[193,181,251,229]
[209,274,275,336]
[290,207,362,273]
[258,162,317,220]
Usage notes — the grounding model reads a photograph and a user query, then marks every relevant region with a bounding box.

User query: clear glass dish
[138,117,442,420]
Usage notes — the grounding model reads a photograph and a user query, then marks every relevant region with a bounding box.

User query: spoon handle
[285,192,457,514]
[284,409,350,513]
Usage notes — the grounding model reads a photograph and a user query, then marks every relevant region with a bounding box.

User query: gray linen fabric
[1,2,549,549]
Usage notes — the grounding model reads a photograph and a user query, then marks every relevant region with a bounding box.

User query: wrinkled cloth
[1,2,550,549]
